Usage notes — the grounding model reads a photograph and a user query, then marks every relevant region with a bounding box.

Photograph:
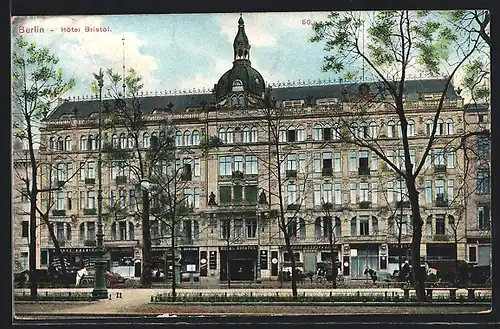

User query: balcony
[322,167,333,177]
[85,178,96,185]
[434,165,447,174]
[358,166,370,176]
[84,239,96,246]
[322,202,333,211]
[285,169,297,178]
[115,176,127,185]
[232,170,244,180]
[83,208,97,216]
[435,195,448,207]
[52,209,66,217]
[359,201,371,209]
[433,234,449,241]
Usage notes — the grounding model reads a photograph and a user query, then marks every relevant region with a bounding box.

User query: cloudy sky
[11,12,342,98]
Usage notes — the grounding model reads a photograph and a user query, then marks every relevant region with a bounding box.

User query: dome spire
[233,14,250,61]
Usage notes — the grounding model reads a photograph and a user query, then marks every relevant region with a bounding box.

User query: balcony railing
[85,178,96,185]
[322,167,333,177]
[322,202,333,211]
[52,209,66,216]
[83,208,97,215]
[84,239,96,246]
[115,176,127,185]
[285,170,297,178]
[434,165,447,173]
[359,201,371,209]
[358,166,370,176]
[435,196,448,207]
[232,171,244,180]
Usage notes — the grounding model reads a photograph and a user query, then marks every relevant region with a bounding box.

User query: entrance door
[304,252,316,273]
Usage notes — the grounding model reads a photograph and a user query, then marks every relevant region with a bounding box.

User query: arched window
[436,118,444,135]
[372,216,379,234]
[175,131,182,146]
[192,130,200,146]
[127,134,135,149]
[238,94,245,106]
[333,217,341,237]
[120,133,127,149]
[143,132,150,148]
[79,223,85,241]
[279,126,287,142]
[49,137,55,150]
[57,137,64,151]
[150,132,158,150]
[313,124,323,141]
[426,119,434,136]
[407,119,415,137]
[88,135,95,150]
[287,125,296,142]
[80,135,87,151]
[251,126,258,142]
[446,119,454,135]
[359,122,368,139]
[350,122,358,139]
[397,121,402,138]
[314,217,322,238]
[387,120,395,138]
[243,127,251,143]
[226,128,234,144]
[218,128,226,143]
[129,222,135,240]
[65,136,71,151]
[369,121,377,139]
[350,217,357,236]
[111,222,117,240]
[296,125,305,142]
[183,130,191,146]
[112,134,119,148]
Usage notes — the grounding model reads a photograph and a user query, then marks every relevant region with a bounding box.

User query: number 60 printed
[301,19,315,25]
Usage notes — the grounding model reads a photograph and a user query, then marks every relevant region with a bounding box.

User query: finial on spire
[234,14,250,60]
[239,13,244,25]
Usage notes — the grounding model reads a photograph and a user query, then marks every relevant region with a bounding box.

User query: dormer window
[232,79,244,92]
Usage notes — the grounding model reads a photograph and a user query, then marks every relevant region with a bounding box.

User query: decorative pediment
[281,144,302,152]
[228,146,247,153]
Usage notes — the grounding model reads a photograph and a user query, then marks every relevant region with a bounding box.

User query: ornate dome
[215,15,266,103]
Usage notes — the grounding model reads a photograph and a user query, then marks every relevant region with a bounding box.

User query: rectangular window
[435,179,445,197]
[219,156,232,176]
[246,219,257,238]
[333,152,341,172]
[193,188,200,208]
[314,184,321,206]
[447,150,455,168]
[477,137,490,158]
[469,246,477,263]
[245,185,258,203]
[287,154,297,170]
[119,222,126,240]
[287,184,297,205]
[314,153,321,172]
[426,217,433,236]
[447,180,454,202]
[79,191,85,210]
[87,161,95,179]
[425,181,432,204]
[322,152,332,170]
[386,150,395,170]
[397,180,405,201]
[359,182,369,202]
[119,189,126,205]
[350,218,357,236]
[193,158,200,176]
[220,219,230,240]
[110,190,116,208]
[476,170,490,194]
[67,192,72,210]
[323,183,332,204]
[87,222,96,240]
[22,221,28,238]
[424,153,431,169]
[349,152,357,171]
[435,216,445,235]
[359,216,369,235]
[371,183,378,204]
[478,206,490,230]
[298,153,306,173]
[234,155,243,172]
[79,162,85,180]
[435,148,444,166]
[334,183,341,205]
[387,182,393,203]
[219,186,232,204]
[397,149,405,170]
[87,190,95,209]
[409,149,416,173]
[287,129,296,142]
[40,250,48,265]
[233,185,243,202]
[20,252,28,270]
[234,219,244,239]
[371,152,378,171]
[245,155,258,175]
[350,183,357,204]
[129,189,135,211]
[184,188,193,207]
[56,191,64,210]
[286,217,297,237]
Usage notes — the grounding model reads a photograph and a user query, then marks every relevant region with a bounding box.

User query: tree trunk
[226,235,231,289]
[398,221,403,279]
[140,190,152,287]
[26,117,38,299]
[47,221,68,286]
[171,216,176,301]
[407,176,425,301]
[284,239,298,298]
[330,241,337,289]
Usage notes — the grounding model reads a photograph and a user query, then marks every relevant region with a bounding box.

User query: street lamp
[92,68,108,299]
